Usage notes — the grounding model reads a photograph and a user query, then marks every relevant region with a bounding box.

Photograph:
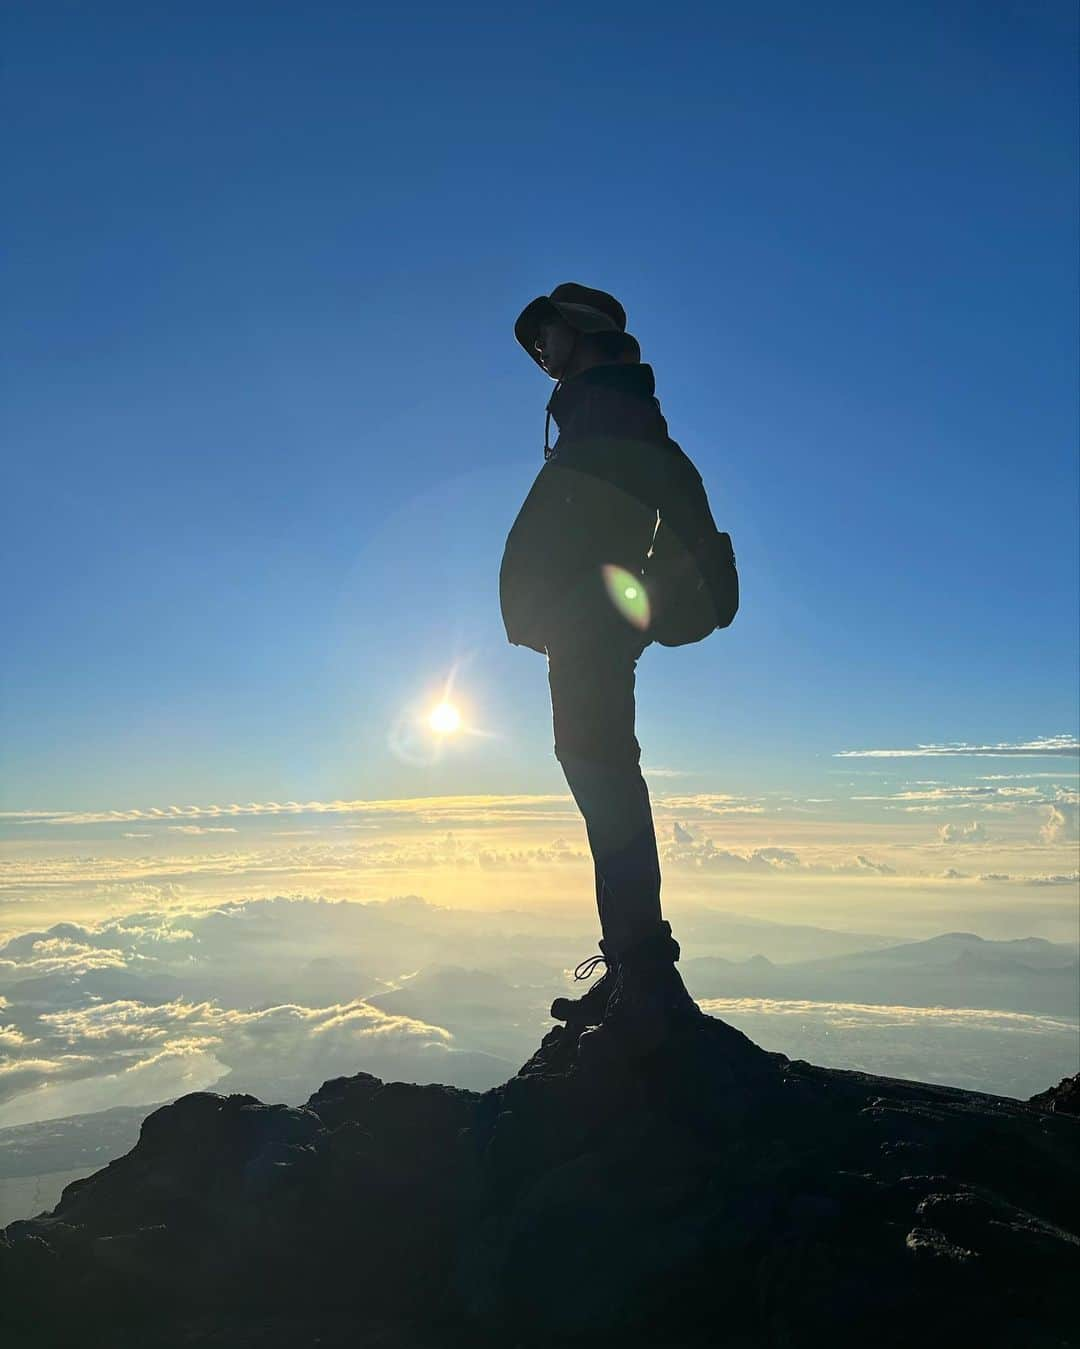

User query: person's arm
[499,462,574,653]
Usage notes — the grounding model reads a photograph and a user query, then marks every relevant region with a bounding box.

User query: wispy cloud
[932,869,1080,886]
[167,825,239,835]
[836,734,1078,759]
[0,831,596,895]
[855,784,1052,809]
[1,791,773,832]
[653,793,765,815]
[975,872,1079,886]
[0,794,575,829]
[699,995,1079,1033]
[977,773,1076,781]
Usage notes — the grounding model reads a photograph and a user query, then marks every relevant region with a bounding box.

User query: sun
[428,701,462,735]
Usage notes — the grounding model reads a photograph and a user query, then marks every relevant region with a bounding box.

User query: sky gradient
[2,2,1077,950]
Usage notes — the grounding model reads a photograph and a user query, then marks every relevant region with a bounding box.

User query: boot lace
[573,952,609,982]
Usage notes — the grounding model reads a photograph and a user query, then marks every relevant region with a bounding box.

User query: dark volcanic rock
[1029,1072,1080,1116]
[2,1015,1077,1348]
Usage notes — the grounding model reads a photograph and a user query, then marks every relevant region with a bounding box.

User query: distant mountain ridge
[683,931,1079,1018]
[797,931,1079,971]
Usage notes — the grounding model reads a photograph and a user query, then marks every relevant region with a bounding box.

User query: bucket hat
[514,282,640,369]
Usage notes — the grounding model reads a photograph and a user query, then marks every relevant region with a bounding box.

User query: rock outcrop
[2,1015,1077,1348]
[1029,1072,1080,1117]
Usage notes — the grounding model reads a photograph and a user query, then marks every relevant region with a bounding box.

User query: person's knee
[557,750,647,800]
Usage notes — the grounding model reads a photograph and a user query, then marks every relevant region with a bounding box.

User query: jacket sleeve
[498,464,564,653]
[499,543,548,653]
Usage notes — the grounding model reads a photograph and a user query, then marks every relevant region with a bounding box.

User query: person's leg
[562,756,662,952]
[547,622,700,1054]
[546,630,663,953]
[592,857,604,929]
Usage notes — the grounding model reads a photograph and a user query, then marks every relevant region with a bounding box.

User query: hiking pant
[546,625,664,955]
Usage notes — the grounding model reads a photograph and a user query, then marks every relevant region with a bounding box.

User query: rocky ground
[2,1014,1077,1348]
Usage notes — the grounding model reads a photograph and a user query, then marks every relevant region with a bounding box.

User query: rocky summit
[2,1015,1077,1348]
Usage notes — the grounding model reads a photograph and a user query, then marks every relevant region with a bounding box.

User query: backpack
[641,517,739,647]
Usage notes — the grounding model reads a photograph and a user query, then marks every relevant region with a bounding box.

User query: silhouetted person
[501,282,717,1059]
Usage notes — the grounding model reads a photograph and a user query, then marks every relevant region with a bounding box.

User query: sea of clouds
[1,893,1076,1135]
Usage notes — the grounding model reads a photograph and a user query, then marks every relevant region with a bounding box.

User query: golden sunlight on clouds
[2,787,1077,946]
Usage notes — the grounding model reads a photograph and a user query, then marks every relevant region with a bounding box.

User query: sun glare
[429,701,462,735]
[390,664,488,764]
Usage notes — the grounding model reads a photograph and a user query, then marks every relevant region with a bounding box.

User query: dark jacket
[499,362,717,652]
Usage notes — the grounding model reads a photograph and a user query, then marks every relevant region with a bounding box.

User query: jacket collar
[546,361,656,424]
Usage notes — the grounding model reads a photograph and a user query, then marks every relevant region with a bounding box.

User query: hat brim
[514,296,640,368]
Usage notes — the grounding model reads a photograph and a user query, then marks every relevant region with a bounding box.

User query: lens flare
[602,564,651,629]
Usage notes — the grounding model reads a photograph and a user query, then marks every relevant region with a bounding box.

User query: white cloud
[661,839,896,877]
[937,820,988,844]
[0,935,129,978]
[653,793,765,815]
[977,773,1074,780]
[854,854,896,874]
[1040,805,1079,844]
[0,991,457,1114]
[857,785,1045,805]
[976,872,1079,886]
[475,841,587,869]
[0,831,600,896]
[167,825,239,835]
[699,995,1079,1034]
[0,794,575,829]
[836,735,1078,759]
[696,995,1080,1096]
[0,896,564,1124]
[0,1025,36,1049]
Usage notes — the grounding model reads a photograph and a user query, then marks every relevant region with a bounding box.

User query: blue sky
[3,0,1077,827]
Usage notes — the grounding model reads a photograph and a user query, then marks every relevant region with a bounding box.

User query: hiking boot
[550,943,619,1026]
[576,921,702,1066]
